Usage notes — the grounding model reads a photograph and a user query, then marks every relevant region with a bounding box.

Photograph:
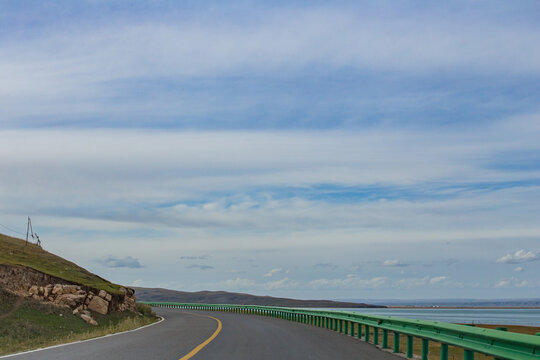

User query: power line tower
[25,217,41,248]
[25,217,33,246]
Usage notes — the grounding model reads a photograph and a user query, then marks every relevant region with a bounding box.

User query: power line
[0,222,26,236]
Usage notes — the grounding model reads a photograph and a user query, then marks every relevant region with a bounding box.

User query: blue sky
[1,0,540,300]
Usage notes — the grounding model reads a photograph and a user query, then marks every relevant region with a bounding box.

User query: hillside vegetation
[0,233,121,294]
[0,287,156,356]
[0,233,158,356]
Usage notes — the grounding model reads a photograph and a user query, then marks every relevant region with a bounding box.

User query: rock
[39,286,44,296]
[88,296,109,315]
[73,308,79,315]
[76,289,86,296]
[29,285,39,296]
[55,294,86,308]
[105,293,112,302]
[98,290,107,299]
[62,285,78,294]
[44,284,53,298]
[52,284,63,296]
[119,287,127,295]
[80,314,98,326]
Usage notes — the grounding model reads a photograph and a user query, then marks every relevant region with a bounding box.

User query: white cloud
[496,250,539,264]
[1,125,539,247]
[265,277,299,290]
[429,276,447,285]
[263,268,284,277]
[221,278,256,290]
[309,275,387,290]
[396,276,450,288]
[493,277,540,288]
[514,266,524,272]
[382,259,408,267]
[1,7,540,124]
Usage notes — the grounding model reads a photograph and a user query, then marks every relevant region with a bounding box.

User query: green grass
[0,288,158,356]
[0,233,121,294]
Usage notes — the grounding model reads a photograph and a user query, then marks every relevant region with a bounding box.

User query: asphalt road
[4,308,401,360]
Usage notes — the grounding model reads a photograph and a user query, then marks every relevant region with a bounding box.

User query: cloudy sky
[1,1,539,300]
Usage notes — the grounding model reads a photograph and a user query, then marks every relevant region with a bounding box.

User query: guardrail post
[382,329,388,348]
[339,319,343,333]
[357,323,362,338]
[373,327,379,345]
[440,343,448,360]
[365,325,370,343]
[406,335,413,358]
[464,349,474,360]
[421,339,429,360]
[393,332,400,353]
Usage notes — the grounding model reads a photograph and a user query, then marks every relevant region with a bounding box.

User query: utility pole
[25,217,34,246]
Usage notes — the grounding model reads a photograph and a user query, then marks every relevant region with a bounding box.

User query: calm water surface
[326,308,540,326]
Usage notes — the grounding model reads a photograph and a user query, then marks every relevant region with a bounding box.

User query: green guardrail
[141,302,540,360]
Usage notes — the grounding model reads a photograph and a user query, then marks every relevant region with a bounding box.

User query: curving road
[3,308,400,360]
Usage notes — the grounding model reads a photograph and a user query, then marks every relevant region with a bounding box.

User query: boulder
[80,314,98,326]
[62,285,79,294]
[88,296,109,315]
[98,290,107,299]
[105,293,112,302]
[55,294,86,308]
[28,285,39,296]
[52,284,63,296]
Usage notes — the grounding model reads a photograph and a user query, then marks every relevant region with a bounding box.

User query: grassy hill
[0,233,121,294]
[0,232,158,356]
[134,287,385,308]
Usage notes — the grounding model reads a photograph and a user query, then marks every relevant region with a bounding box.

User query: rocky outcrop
[0,264,137,326]
[88,296,109,315]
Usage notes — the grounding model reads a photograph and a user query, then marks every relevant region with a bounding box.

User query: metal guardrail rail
[142,302,540,360]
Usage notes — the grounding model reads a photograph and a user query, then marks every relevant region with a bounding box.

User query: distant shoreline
[387,306,540,309]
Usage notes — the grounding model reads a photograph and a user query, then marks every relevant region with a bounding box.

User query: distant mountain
[134,287,385,308]
[339,298,540,307]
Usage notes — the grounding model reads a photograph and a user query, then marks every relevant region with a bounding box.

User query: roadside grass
[0,233,121,294]
[353,324,540,360]
[0,289,158,356]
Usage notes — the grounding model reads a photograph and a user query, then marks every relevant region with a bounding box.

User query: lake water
[325,308,540,326]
